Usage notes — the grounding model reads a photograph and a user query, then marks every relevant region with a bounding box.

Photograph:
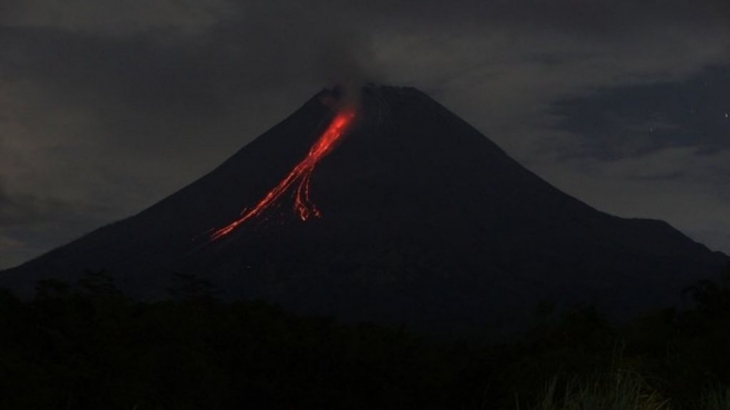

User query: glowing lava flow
[210,108,356,240]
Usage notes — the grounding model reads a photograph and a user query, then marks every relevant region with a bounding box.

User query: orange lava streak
[210,109,355,240]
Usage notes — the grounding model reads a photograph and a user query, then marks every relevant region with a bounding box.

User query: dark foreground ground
[2,269,730,410]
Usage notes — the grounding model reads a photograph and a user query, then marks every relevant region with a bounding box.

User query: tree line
[1,267,730,409]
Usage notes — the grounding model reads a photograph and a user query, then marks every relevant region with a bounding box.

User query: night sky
[1,0,729,269]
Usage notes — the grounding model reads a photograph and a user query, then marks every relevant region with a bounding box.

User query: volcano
[1,85,727,333]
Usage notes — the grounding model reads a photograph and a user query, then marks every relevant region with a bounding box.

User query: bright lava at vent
[210,108,356,240]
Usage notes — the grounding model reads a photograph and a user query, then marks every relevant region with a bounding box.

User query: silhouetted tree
[166,272,220,302]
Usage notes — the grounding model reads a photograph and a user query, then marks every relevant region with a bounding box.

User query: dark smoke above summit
[1,85,727,334]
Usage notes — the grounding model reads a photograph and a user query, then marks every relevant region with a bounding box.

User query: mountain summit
[2,85,727,333]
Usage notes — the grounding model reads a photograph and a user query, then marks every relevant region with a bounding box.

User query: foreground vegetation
[2,270,730,409]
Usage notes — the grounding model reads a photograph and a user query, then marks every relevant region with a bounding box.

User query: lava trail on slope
[210,108,356,240]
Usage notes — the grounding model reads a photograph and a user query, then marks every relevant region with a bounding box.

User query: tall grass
[517,371,730,410]
[699,385,730,410]
[518,370,670,410]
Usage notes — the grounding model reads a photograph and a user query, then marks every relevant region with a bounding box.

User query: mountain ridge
[1,84,727,334]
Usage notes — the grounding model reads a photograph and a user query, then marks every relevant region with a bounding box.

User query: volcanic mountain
[1,85,727,333]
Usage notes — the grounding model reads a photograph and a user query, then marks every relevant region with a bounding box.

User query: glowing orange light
[210,108,356,240]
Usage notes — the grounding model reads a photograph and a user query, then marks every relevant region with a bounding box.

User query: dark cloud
[0,0,231,34]
[0,175,120,268]
[0,3,384,156]
[0,176,95,228]
[294,0,730,40]
[2,27,219,108]
[0,178,71,265]
[551,65,730,160]
[1,0,730,268]
[0,180,61,227]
